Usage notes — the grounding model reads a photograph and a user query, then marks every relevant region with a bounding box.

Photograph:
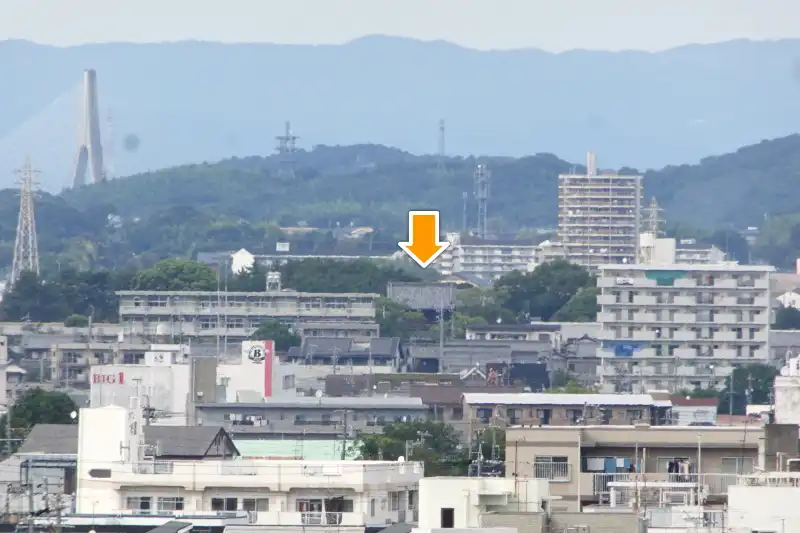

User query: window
[126,496,151,514]
[566,409,582,424]
[389,491,402,511]
[242,498,269,512]
[211,497,238,511]
[627,409,643,423]
[722,457,754,475]
[476,408,492,421]
[533,456,569,481]
[157,497,184,512]
[370,498,376,517]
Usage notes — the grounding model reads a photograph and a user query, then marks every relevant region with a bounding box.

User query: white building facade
[597,264,774,392]
[434,233,539,280]
[89,341,296,420]
[76,405,423,530]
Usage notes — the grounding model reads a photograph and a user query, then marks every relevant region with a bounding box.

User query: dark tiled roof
[18,424,235,457]
[410,384,523,405]
[146,521,193,533]
[387,282,456,310]
[467,323,561,332]
[297,337,400,358]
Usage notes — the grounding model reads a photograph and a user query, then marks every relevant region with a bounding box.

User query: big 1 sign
[92,372,125,385]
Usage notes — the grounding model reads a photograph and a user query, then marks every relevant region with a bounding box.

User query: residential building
[462,392,672,428]
[74,404,423,532]
[557,153,643,269]
[194,396,428,434]
[286,337,403,368]
[597,263,774,392]
[89,341,298,423]
[505,424,762,512]
[294,321,379,341]
[116,289,378,348]
[434,233,539,280]
[675,239,727,264]
[669,395,719,425]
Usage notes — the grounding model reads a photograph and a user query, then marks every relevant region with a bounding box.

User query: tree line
[0,258,598,333]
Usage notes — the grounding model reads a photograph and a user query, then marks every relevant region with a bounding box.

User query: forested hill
[0,134,797,272]
[61,134,800,231]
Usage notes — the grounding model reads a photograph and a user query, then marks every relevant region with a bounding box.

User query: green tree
[1,389,77,454]
[719,364,778,415]
[64,314,89,327]
[130,259,218,291]
[279,258,421,294]
[546,380,596,393]
[375,298,427,339]
[495,259,593,321]
[251,320,301,352]
[552,286,599,322]
[350,420,465,475]
[774,306,800,330]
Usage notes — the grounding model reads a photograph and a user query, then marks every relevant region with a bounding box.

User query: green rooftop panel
[645,270,688,286]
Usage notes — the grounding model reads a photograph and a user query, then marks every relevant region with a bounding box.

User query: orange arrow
[398,210,451,268]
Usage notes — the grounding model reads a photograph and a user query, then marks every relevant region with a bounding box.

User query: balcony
[586,472,739,500]
[533,462,570,482]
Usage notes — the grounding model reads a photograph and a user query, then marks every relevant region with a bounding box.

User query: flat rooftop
[463,393,670,407]
[598,264,775,272]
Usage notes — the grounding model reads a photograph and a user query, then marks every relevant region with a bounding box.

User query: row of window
[128,297,374,309]
[607,308,764,322]
[606,326,765,340]
[474,407,643,425]
[225,413,420,425]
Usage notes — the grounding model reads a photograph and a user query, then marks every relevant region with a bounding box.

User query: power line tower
[645,196,665,235]
[275,121,299,155]
[437,119,446,173]
[474,164,490,239]
[11,157,40,284]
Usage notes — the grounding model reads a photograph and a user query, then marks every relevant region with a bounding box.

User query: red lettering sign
[92,372,125,385]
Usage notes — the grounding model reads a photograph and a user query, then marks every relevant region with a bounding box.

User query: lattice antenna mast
[474,164,490,239]
[646,197,665,235]
[437,119,446,172]
[275,121,299,155]
[11,158,40,284]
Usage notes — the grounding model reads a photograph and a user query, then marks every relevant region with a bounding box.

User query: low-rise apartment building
[462,392,671,428]
[505,424,762,512]
[116,289,378,347]
[77,404,423,532]
[597,263,774,392]
[434,234,540,280]
[194,396,428,434]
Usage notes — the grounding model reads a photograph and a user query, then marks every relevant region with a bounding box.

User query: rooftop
[598,264,775,272]
[196,396,425,410]
[463,392,669,407]
[116,290,379,297]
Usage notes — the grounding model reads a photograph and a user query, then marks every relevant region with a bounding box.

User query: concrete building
[89,341,298,424]
[116,289,378,348]
[505,424,762,512]
[597,263,774,392]
[194,396,427,434]
[434,233,539,280]
[669,395,719,426]
[639,233,728,266]
[463,392,672,428]
[74,404,423,531]
[557,153,643,269]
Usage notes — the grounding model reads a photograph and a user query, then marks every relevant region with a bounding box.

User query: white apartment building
[76,404,423,532]
[597,263,774,392]
[640,233,728,266]
[558,153,643,269]
[434,233,539,280]
[116,290,378,346]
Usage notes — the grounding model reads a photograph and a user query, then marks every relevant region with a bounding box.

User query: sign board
[92,372,125,384]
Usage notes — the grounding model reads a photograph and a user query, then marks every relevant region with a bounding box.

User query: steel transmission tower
[645,197,665,235]
[474,164,490,239]
[437,119,446,173]
[11,158,40,284]
[72,69,106,187]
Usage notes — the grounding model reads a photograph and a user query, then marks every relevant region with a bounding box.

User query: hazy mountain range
[2,35,800,191]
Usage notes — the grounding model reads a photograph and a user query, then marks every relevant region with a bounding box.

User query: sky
[2,0,799,52]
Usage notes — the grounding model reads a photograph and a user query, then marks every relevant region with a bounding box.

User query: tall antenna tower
[275,121,299,155]
[462,191,469,233]
[645,197,665,235]
[72,69,105,187]
[437,119,446,173]
[11,158,40,284]
[474,164,490,239]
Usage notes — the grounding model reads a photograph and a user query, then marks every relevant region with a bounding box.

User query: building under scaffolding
[558,152,643,269]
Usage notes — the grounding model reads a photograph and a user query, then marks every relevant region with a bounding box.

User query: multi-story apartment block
[462,392,672,428]
[506,424,761,512]
[558,153,643,269]
[675,239,727,264]
[116,290,378,348]
[434,233,539,280]
[597,264,774,392]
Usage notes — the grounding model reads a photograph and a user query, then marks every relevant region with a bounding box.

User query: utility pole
[26,480,34,533]
[340,409,348,460]
[729,373,734,416]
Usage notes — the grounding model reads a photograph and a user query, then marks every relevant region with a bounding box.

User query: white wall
[672,406,717,426]
[729,485,800,533]
[417,477,547,529]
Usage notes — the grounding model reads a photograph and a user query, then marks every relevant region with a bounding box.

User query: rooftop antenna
[10,157,40,284]
[474,164,490,239]
[275,121,299,179]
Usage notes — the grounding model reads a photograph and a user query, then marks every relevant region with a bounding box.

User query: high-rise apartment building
[558,152,643,268]
[597,263,774,393]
